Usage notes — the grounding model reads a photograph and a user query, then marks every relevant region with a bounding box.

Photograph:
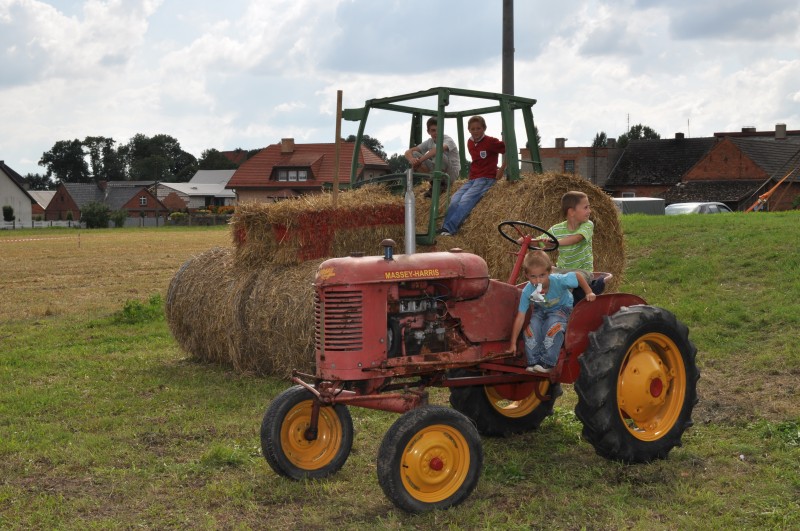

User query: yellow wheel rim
[617,332,686,441]
[485,381,550,418]
[280,401,343,470]
[400,424,470,503]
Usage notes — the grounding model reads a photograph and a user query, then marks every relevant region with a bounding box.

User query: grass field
[1,218,798,529]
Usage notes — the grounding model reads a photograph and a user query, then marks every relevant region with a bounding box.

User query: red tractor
[260,222,699,513]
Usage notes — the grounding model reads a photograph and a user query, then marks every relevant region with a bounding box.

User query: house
[45,181,168,221]
[226,138,390,202]
[522,138,623,188]
[156,169,237,211]
[29,190,56,218]
[662,136,800,210]
[604,134,718,198]
[0,160,36,226]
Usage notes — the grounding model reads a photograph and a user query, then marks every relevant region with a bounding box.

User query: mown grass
[1,216,799,529]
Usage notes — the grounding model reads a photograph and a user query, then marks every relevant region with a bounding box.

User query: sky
[2,0,800,177]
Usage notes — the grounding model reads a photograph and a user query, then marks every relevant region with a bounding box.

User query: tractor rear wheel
[575,305,699,463]
[377,406,483,513]
[449,369,561,436]
[261,385,354,479]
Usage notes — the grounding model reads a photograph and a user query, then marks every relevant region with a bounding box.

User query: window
[622,192,636,198]
[275,168,309,182]
[139,196,147,206]
[564,160,575,173]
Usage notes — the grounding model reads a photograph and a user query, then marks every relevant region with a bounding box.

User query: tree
[124,133,197,182]
[592,132,608,148]
[617,123,660,149]
[387,153,410,173]
[110,210,128,228]
[2,205,14,222]
[83,136,126,182]
[23,173,55,190]
[198,148,237,170]
[346,134,387,160]
[81,201,111,228]
[39,139,90,183]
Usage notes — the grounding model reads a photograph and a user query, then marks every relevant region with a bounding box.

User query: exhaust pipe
[404,168,416,255]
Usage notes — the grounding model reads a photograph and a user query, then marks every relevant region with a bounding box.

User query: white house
[0,160,35,227]
[156,169,236,210]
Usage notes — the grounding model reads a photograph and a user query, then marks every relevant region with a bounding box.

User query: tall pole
[502,0,515,175]
[502,0,514,96]
[333,90,342,207]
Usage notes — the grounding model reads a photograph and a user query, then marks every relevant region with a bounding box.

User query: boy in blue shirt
[508,250,595,373]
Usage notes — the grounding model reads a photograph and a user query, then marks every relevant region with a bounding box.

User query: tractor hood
[316,249,489,288]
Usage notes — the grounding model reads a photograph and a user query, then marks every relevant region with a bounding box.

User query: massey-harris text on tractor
[261,222,699,513]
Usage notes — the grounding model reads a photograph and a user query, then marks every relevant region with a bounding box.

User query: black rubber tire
[574,305,699,463]
[449,369,561,436]
[377,406,483,513]
[261,385,354,479]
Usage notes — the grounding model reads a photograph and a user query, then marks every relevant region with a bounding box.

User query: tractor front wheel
[575,305,699,463]
[261,385,354,479]
[377,406,483,513]
[449,369,561,436]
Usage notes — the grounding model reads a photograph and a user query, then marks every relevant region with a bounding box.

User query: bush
[110,210,128,228]
[216,205,236,216]
[81,201,110,228]
[114,294,164,324]
[169,212,189,225]
[2,205,14,222]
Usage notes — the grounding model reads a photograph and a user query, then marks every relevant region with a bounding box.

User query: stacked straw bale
[230,185,406,267]
[166,171,625,376]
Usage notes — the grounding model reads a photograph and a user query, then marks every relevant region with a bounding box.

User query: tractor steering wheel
[498,221,559,252]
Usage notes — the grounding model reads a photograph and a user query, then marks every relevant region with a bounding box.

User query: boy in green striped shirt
[535,191,602,302]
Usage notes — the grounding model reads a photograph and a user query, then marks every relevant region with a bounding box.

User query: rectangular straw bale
[231,186,405,266]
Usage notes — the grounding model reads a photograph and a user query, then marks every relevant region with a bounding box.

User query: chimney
[675,132,684,140]
[555,138,566,149]
[776,123,787,140]
[607,138,617,148]
[741,126,756,133]
[280,138,295,154]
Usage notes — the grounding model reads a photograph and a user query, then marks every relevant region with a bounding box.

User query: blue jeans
[441,177,496,234]
[523,307,571,368]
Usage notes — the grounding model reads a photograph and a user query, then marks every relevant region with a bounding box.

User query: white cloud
[2,0,800,178]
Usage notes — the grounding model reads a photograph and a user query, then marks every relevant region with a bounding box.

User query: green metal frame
[342,87,542,245]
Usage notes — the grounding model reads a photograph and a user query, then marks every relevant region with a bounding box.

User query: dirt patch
[693,356,800,424]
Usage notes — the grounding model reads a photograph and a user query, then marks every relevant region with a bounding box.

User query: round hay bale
[229,259,321,377]
[419,172,625,289]
[166,247,237,365]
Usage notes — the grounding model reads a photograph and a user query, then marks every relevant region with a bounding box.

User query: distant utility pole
[502,0,514,96]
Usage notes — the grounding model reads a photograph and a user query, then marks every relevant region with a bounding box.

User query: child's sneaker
[525,366,537,373]
[531,364,552,374]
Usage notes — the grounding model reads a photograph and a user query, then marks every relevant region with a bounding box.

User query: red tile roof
[227,141,388,189]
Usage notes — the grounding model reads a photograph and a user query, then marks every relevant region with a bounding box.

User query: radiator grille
[315,289,364,352]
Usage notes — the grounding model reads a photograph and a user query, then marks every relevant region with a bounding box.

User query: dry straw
[417,172,625,288]
[166,247,237,365]
[167,171,625,375]
[230,185,406,267]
